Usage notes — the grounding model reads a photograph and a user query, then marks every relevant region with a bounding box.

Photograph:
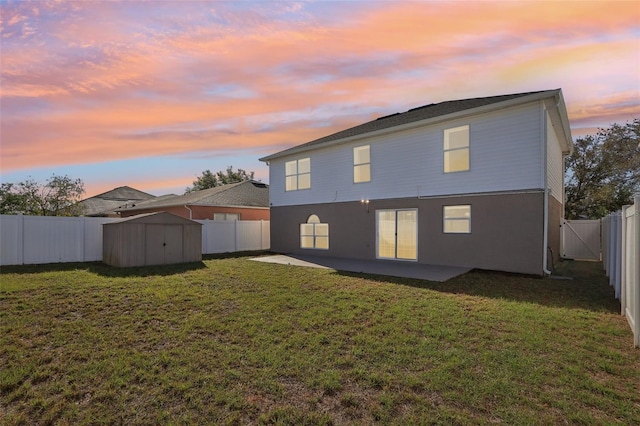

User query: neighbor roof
[116,180,269,212]
[78,186,156,216]
[260,89,566,161]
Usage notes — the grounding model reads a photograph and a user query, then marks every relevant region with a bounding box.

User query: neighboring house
[77,186,156,217]
[259,89,573,276]
[116,180,270,221]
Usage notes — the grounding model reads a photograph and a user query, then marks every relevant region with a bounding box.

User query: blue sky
[1,0,638,197]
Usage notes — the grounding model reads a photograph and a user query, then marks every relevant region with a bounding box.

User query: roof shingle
[78,186,156,216]
[116,180,269,212]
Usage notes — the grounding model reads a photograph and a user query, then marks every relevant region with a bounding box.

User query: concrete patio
[251,254,471,282]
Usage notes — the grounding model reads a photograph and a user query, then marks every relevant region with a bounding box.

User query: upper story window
[443,205,471,233]
[285,157,311,191]
[353,145,371,183]
[444,125,469,173]
[300,214,329,249]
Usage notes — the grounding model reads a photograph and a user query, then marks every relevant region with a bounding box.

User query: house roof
[78,186,156,216]
[260,89,571,161]
[116,180,269,212]
[117,194,179,210]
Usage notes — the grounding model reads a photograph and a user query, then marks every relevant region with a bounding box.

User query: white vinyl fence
[0,215,270,266]
[199,219,270,254]
[602,195,640,348]
[561,219,601,260]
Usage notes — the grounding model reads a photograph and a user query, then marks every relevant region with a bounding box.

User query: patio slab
[251,254,471,282]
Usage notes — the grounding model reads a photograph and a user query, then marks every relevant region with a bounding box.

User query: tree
[185,166,255,193]
[0,183,30,215]
[0,174,85,216]
[565,118,640,219]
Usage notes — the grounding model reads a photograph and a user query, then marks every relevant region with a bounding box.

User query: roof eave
[259,90,562,162]
[118,202,270,212]
[555,90,574,155]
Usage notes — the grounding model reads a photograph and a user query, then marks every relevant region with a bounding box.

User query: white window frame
[214,213,240,221]
[300,214,329,250]
[285,158,311,191]
[444,125,470,173]
[353,145,371,183]
[443,205,471,234]
[376,209,418,261]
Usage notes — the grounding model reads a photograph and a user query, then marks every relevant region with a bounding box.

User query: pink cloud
[1,0,638,179]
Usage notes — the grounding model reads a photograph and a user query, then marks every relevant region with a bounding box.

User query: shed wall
[103,215,202,267]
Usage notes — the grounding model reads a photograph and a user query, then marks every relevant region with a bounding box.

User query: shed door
[146,224,184,265]
[164,225,183,263]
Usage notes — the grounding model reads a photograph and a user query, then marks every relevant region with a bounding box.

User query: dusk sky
[1,1,639,198]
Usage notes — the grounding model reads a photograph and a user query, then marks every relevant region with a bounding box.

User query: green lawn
[1,255,638,425]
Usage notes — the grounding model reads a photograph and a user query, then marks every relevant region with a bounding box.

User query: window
[353,145,371,183]
[444,125,469,173]
[300,214,329,249]
[214,213,240,221]
[443,205,471,233]
[285,157,311,191]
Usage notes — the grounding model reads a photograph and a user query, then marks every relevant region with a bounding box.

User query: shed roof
[260,89,570,161]
[105,211,202,226]
[116,180,269,213]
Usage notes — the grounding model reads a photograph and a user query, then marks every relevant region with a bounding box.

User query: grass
[1,255,639,425]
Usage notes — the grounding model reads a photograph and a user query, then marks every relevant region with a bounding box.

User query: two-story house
[259,89,573,275]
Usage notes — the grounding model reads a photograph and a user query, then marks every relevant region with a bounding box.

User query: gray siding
[271,192,545,275]
[269,102,543,207]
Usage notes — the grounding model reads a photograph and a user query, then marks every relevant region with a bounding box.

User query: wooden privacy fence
[602,195,640,348]
[0,215,270,266]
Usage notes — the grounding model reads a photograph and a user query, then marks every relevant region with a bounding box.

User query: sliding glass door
[376,209,417,261]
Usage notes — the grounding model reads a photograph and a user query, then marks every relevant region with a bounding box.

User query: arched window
[300,215,329,249]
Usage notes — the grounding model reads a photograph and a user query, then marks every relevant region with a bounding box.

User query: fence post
[80,216,86,262]
[17,214,24,265]
[609,214,615,281]
[603,215,611,277]
[201,220,207,254]
[616,214,623,299]
[621,207,628,315]
[603,216,610,276]
[634,195,640,347]
[234,220,239,252]
[604,215,612,277]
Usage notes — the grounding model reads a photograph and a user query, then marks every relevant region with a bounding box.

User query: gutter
[541,103,552,275]
[184,205,193,220]
[417,188,544,200]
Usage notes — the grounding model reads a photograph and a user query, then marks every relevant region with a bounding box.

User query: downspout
[184,205,193,220]
[542,105,552,275]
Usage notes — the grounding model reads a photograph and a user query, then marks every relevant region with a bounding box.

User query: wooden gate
[562,219,601,260]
